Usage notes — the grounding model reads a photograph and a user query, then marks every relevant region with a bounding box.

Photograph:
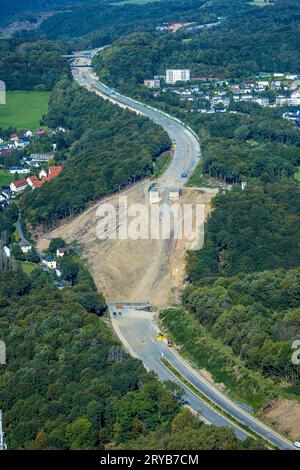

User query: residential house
[9,166,30,175]
[253,97,270,106]
[144,79,160,89]
[30,153,54,163]
[48,166,62,178]
[39,169,48,179]
[19,241,32,254]
[3,246,10,258]
[27,175,42,188]
[24,130,33,138]
[56,247,67,258]
[42,255,57,269]
[10,179,28,193]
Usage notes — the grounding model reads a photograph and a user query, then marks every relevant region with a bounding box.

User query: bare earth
[0,12,58,36]
[262,399,300,440]
[38,181,213,309]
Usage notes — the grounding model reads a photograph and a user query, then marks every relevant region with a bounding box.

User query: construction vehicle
[156,333,165,341]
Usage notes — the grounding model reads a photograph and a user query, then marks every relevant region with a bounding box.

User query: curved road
[71,51,296,451]
[72,53,200,196]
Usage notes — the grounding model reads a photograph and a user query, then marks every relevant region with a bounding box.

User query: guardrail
[93,77,200,147]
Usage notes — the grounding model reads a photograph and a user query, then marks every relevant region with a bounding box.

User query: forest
[183,268,300,386]
[187,182,300,280]
[0,198,262,450]
[23,79,170,228]
[0,39,70,90]
[95,1,300,88]
[161,180,300,403]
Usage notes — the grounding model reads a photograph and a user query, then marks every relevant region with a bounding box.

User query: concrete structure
[169,188,180,201]
[276,96,300,106]
[166,69,190,85]
[144,79,160,89]
[149,186,160,204]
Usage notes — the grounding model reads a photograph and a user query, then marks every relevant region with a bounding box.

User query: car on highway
[112,311,117,316]
[294,441,300,448]
[179,398,189,406]
[180,172,188,178]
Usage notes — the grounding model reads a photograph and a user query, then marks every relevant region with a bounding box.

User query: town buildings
[144,79,161,89]
[166,69,191,84]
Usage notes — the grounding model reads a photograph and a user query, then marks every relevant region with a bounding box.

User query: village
[0,126,69,287]
[144,70,300,126]
[0,126,67,208]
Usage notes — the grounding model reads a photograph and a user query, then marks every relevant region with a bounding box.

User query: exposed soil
[262,399,300,440]
[38,182,214,309]
[0,12,59,36]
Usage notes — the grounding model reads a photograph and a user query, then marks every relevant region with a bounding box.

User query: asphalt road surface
[71,51,297,451]
[72,54,200,196]
[109,306,296,450]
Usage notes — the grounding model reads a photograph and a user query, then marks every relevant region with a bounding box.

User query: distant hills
[0,1,102,24]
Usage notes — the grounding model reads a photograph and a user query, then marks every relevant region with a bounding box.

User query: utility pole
[0,410,7,450]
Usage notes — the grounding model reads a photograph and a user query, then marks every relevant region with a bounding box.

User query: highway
[109,306,296,450]
[72,51,297,450]
[71,52,200,196]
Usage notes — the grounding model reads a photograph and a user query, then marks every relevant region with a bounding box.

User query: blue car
[180,173,188,178]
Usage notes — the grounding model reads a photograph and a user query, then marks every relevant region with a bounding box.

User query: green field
[295,167,300,182]
[21,262,38,274]
[0,169,14,186]
[0,91,50,130]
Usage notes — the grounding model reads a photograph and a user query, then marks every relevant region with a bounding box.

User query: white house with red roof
[10,179,28,193]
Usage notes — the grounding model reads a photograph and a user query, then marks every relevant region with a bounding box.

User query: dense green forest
[187,108,300,184]
[0,267,175,449]
[0,0,95,23]
[0,267,261,450]
[95,1,300,88]
[163,181,300,403]
[183,268,300,385]
[0,39,70,90]
[23,79,170,227]
[0,203,261,450]
[92,2,300,184]
[187,182,300,280]
[37,0,219,46]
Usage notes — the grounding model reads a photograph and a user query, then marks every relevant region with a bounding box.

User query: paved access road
[109,306,296,450]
